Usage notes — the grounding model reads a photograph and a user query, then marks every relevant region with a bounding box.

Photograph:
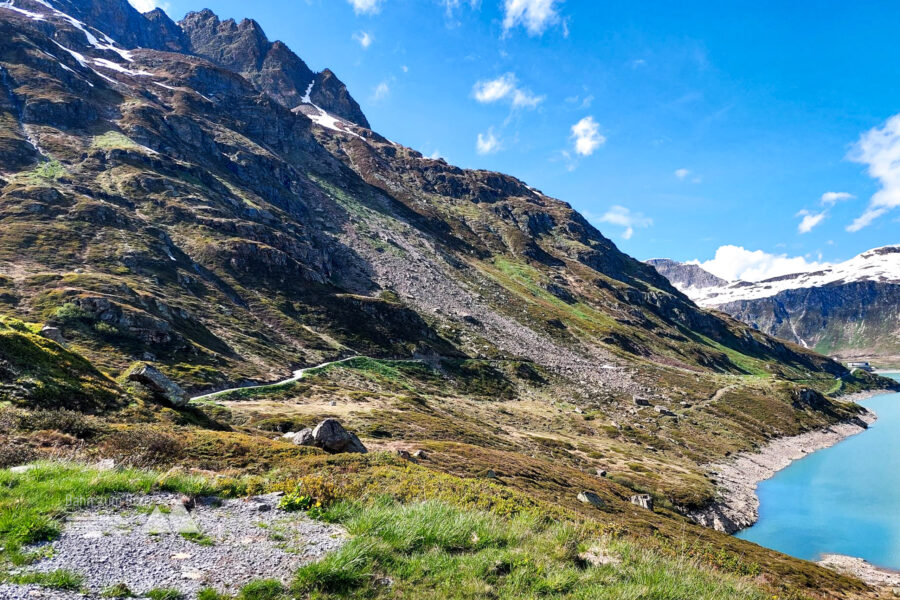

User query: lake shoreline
[817,554,900,588]
[686,397,884,534]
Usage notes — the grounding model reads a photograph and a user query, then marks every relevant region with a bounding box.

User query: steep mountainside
[0,0,855,392]
[650,248,900,366]
[0,2,898,597]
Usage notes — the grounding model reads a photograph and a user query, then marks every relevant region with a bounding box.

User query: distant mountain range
[648,246,900,367]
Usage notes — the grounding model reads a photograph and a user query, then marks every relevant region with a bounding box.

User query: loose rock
[577,491,605,509]
[125,363,189,407]
[630,494,654,510]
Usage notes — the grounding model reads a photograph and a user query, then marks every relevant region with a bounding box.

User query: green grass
[0,462,215,564]
[27,160,66,181]
[0,569,84,591]
[180,531,216,546]
[291,499,768,600]
[91,131,139,150]
[146,588,184,600]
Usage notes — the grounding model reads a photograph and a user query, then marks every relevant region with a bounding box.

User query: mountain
[649,247,900,366]
[645,258,728,292]
[0,2,896,597]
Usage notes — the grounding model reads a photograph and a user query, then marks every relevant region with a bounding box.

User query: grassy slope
[0,462,857,600]
[0,317,122,411]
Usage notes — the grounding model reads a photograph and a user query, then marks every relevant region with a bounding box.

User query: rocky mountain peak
[179,7,369,127]
[646,259,727,292]
[41,0,188,51]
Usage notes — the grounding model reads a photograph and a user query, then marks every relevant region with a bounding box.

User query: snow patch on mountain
[685,245,900,306]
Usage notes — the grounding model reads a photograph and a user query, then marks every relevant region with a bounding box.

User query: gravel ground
[4,493,346,599]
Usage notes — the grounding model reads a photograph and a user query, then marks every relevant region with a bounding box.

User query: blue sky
[140,0,900,281]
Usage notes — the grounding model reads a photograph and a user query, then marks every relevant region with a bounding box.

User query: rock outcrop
[291,419,367,454]
[125,363,189,407]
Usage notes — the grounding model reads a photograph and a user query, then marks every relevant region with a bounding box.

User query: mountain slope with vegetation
[649,248,900,368]
[0,1,897,598]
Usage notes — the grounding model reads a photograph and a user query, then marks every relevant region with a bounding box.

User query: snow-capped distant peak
[677,245,900,306]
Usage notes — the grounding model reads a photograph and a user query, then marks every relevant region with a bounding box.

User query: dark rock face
[44,0,188,51]
[308,69,370,129]
[646,259,727,290]
[179,10,370,127]
[718,282,900,364]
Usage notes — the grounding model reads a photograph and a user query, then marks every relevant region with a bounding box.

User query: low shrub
[100,426,185,466]
[0,441,37,468]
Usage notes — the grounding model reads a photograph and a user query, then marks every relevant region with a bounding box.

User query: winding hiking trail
[190,356,364,402]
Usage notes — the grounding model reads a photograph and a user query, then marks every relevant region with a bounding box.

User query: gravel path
[4,493,346,599]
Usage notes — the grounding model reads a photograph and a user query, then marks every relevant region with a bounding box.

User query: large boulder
[125,363,189,407]
[290,419,367,453]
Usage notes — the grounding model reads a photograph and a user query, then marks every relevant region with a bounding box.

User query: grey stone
[413,450,427,460]
[308,419,367,454]
[577,491,605,509]
[595,469,607,478]
[292,428,315,446]
[633,396,651,407]
[630,494,654,510]
[125,363,189,407]
[40,326,66,346]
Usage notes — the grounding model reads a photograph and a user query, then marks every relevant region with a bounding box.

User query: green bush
[51,302,89,324]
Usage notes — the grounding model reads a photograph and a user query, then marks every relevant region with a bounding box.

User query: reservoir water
[735,373,900,568]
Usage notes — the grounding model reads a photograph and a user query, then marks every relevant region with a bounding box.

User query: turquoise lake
[735,373,900,568]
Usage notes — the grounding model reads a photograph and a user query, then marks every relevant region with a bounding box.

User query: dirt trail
[190,356,363,402]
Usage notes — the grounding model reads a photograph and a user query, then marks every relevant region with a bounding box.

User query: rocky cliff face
[646,259,727,292]
[651,248,900,366]
[0,0,859,396]
[718,281,900,365]
[178,9,369,126]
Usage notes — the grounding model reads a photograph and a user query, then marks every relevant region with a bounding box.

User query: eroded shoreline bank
[686,386,900,587]
[686,389,888,534]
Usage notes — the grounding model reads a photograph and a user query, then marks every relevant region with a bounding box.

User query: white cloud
[372,80,390,101]
[511,89,543,109]
[689,245,827,282]
[674,168,690,180]
[474,74,516,103]
[472,73,543,109]
[796,209,826,234]
[128,0,163,12]
[570,116,605,157]
[847,114,900,231]
[594,205,652,240]
[820,191,854,205]
[476,128,501,155]
[348,0,383,15]
[502,0,562,36]
[401,65,409,73]
[353,31,374,48]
